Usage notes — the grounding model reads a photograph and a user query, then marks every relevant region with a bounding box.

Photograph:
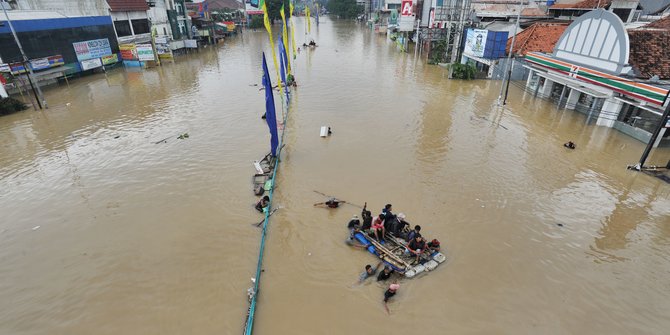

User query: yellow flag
[280,4,291,74]
[263,3,282,93]
[306,6,311,33]
[289,1,297,59]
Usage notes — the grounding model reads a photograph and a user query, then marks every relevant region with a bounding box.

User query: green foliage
[428,40,447,65]
[0,97,28,116]
[250,15,264,29]
[326,0,363,19]
[450,63,477,80]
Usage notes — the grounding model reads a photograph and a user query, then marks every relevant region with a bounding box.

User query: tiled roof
[645,15,670,29]
[628,28,670,79]
[106,0,149,12]
[208,0,244,10]
[507,22,570,55]
[550,0,611,9]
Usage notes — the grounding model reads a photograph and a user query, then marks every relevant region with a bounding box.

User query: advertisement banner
[73,38,112,61]
[399,0,415,32]
[185,39,198,48]
[136,44,155,61]
[464,28,488,58]
[119,44,138,60]
[101,54,119,65]
[80,58,102,71]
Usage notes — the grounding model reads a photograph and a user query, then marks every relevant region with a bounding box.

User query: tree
[326,0,363,19]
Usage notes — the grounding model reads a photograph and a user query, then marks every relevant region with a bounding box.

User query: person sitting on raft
[255,195,270,213]
[427,238,441,253]
[406,235,428,262]
[390,213,409,238]
[361,209,372,232]
[406,225,421,242]
[347,215,361,241]
[371,214,386,241]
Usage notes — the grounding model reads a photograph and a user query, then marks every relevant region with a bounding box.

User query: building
[521,9,670,146]
[0,0,120,88]
[549,0,641,23]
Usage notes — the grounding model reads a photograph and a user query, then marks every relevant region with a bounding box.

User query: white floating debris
[250,277,256,283]
[253,161,264,175]
[308,252,312,256]
[320,126,329,137]
[32,226,40,231]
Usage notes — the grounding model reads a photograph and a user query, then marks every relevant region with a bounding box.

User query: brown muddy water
[1,18,669,335]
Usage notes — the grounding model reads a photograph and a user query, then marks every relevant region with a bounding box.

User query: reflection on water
[1,18,669,335]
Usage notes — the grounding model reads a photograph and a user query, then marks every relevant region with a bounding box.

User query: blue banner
[278,37,290,100]
[262,53,279,156]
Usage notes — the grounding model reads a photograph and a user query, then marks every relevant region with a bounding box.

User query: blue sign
[73,38,112,61]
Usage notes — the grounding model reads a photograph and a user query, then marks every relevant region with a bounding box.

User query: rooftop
[507,22,570,55]
[106,0,149,12]
[644,14,670,29]
[550,0,611,9]
[628,21,670,79]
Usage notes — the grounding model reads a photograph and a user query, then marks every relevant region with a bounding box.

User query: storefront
[522,9,670,147]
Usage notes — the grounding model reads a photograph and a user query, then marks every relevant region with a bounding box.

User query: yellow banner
[290,2,297,59]
[306,6,311,33]
[263,3,283,92]
[280,4,291,74]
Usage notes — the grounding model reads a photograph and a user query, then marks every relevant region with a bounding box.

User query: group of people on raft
[346,203,441,313]
[346,203,441,262]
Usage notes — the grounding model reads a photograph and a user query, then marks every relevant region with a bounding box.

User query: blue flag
[262,53,279,156]
[278,37,290,100]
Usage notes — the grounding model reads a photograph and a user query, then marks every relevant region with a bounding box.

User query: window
[132,19,150,35]
[114,20,132,37]
[618,103,663,133]
[612,8,631,22]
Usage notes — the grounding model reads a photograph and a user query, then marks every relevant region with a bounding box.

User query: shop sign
[155,36,168,44]
[101,54,119,65]
[73,38,112,61]
[185,39,198,48]
[80,58,102,71]
[399,0,415,32]
[119,44,138,60]
[136,44,155,61]
[463,29,488,58]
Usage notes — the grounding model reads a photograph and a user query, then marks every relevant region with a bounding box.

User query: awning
[527,65,610,98]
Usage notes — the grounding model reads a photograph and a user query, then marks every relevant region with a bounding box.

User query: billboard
[80,58,102,71]
[136,44,155,61]
[73,39,112,61]
[463,29,488,58]
[399,0,415,32]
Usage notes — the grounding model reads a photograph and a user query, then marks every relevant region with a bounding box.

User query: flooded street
[2,18,670,334]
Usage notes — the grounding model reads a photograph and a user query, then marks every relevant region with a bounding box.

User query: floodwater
[1,18,669,335]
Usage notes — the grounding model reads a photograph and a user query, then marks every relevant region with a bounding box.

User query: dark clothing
[408,239,426,251]
[255,199,268,213]
[361,215,372,231]
[427,241,440,251]
[390,219,408,237]
[377,269,393,281]
[407,230,420,242]
[325,199,340,208]
[384,289,396,302]
[347,219,361,230]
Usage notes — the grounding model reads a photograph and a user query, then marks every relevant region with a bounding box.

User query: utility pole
[633,102,670,170]
[1,1,47,109]
[498,0,521,106]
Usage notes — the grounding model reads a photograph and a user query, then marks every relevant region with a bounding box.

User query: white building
[523,9,670,147]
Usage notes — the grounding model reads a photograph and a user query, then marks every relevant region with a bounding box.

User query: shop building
[522,9,670,147]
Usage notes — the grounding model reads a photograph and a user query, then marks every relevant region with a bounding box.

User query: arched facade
[553,9,632,75]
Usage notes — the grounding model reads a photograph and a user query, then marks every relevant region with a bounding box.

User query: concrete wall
[148,0,173,39]
[16,0,109,17]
